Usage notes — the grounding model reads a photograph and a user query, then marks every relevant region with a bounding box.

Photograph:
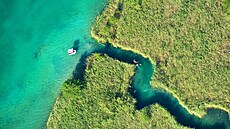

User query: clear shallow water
[0,0,107,128]
[0,0,229,128]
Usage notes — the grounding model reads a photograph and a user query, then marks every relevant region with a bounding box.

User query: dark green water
[73,42,230,129]
[0,0,229,128]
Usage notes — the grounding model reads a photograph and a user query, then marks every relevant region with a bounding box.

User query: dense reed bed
[47,54,190,129]
[92,0,230,115]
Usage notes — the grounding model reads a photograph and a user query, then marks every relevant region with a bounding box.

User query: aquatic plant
[92,0,230,116]
[47,54,190,129]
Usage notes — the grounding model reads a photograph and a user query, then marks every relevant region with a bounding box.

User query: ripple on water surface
[0,0,107,128]
[0,0,229,129]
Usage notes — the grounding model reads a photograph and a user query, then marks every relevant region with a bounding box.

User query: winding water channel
[0,0,229,128]
[73,41,230,129]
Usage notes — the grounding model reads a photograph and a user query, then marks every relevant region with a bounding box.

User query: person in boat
[134,59,142,66]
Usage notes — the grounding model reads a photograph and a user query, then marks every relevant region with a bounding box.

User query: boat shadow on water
[72,40,230,129]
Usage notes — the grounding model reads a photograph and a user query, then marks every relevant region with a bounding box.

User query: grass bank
[91,0,230,116]
[47,54,190,129]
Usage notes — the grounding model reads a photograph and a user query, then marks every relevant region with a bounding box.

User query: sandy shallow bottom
[0,0,107,128]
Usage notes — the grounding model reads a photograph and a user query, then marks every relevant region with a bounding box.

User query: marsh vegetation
[47,0,229,128]
[92,0,230,115]
[47,54,190,129]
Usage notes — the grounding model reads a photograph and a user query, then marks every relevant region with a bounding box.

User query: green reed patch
[47,54,190,129]
[92,0,230,116]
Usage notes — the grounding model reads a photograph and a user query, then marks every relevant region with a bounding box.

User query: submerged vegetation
[47,54,190,129]
[92,0,230,115]
[47,0,229,128]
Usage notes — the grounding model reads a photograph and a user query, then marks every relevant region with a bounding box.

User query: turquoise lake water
[1,0,229,129]
[0,0,107,128]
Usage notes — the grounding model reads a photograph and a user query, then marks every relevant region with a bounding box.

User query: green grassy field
[47,0,229,128]
[47,54,190,129]
[92,0,230,116]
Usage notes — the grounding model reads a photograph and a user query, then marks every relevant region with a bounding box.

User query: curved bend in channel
[73,41,230,129]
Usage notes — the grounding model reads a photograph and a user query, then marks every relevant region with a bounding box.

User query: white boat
[68,48,76,55]
[133,59,138,64]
